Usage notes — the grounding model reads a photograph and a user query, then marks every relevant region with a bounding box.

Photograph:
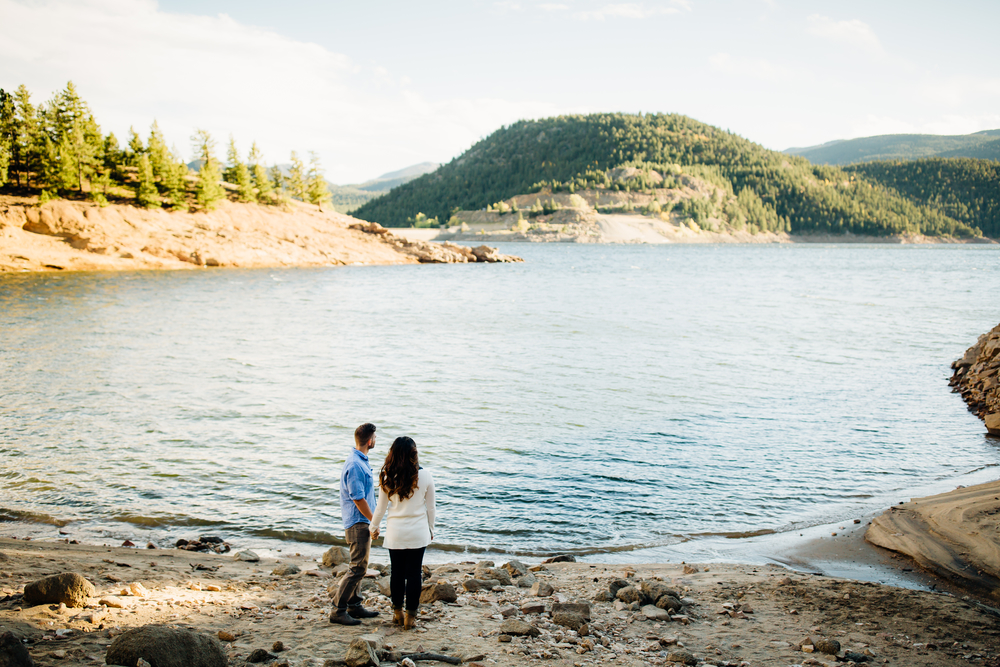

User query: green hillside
[327,162,439,213]
[846,158,1000,238]
[352,113,979,238]
[785,130,1000,165]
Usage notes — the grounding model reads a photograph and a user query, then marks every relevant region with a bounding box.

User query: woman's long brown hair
[379,436,420,501]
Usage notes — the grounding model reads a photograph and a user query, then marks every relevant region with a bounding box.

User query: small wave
[250,528,345,546]
[111,514,227,528]
[0,508,70,527]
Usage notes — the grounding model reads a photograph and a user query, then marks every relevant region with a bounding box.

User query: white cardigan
[371,468,436,550]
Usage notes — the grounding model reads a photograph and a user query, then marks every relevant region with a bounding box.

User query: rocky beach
[3,537,1000,667]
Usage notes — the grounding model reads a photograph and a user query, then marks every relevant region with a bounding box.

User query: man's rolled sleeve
[346,468,367,501]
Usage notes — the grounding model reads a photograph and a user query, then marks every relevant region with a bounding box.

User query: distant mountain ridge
[785,130,1000,165]
[329,162,439,213]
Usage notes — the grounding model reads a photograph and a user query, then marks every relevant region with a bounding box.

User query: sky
[2,0,998,183]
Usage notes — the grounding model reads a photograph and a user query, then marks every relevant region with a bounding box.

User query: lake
[1,243,998,562]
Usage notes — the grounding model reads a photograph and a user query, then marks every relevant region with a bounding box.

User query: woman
[370,436,435,629]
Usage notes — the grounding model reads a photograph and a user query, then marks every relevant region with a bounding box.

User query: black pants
[388,547,425,612]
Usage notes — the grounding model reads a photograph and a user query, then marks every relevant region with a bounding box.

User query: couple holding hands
[330,423,435,629]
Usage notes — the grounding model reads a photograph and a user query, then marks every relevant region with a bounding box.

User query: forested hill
[786,130,1000,165]
[353,113,980,238]
[846,158,1000,238]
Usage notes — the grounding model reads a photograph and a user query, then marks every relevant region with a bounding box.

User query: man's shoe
[329,609,361,625]
[347,605,379,619]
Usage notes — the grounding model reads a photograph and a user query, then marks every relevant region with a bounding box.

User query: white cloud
[539,3,570,10]
[0,0,565,182]
[806,15,882,54]
[575,2,686,21]
[493,1,523,12]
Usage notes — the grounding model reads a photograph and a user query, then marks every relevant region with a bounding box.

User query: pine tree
[306,151,332,209]
[49,82,101,191]
[269,164,284,194]
[247,142,273,203]
[192,129,225,210]
[162,148,189,209]
[287,151,306,200]
[147,121,172,183]
[0,89,12,187]
[12,85,39,186]
[223,136,254,202]
[135,153,160,208]
[126,127,144,165]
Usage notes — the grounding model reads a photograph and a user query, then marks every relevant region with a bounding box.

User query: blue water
[1,243,998,559]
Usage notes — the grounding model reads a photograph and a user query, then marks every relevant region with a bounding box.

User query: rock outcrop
[951,322,1000,435]
[348,222,521,263]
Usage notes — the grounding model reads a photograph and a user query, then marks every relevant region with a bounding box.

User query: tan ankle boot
[392,607,404,625]
[403,610,417,630]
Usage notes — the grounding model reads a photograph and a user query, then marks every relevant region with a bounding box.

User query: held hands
[371,527,380,541]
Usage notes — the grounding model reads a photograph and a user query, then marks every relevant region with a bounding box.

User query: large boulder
[323,546,351,567]
[552,601,591,620]
[0,631,33,667]
[105,625,227,667]
[529,581,554,597]
[552,611,587,631]
[615,585,640,604]
[516,571,536,588]
[419,580,458,603]
[23,573,95,608]
[639,581,678,605]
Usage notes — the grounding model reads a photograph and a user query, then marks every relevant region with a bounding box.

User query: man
[330,422,381,625]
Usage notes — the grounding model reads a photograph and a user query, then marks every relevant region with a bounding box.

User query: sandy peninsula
[2,535,1000,667]
[0,196,520,273]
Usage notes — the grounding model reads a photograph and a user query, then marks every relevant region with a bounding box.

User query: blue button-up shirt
[340,448,375,530]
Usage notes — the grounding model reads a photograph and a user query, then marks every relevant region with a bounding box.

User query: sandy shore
[3,537,1000,666]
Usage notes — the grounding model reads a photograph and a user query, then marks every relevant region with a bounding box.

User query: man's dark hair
[354,422,376,448]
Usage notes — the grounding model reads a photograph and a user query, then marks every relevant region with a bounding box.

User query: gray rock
[462,578,501,592]
[844,651,870,663]
[502,559,528,577]
[815,638,841,655]
[420,580,458,603]
[499,618,540,637]
[0,631,33,667]
[344,639,377,667]
[474,565,512,586]
[641,604,671,621]
[665,649,697,665]
[234,550,260,562]
[271,564,300,576]
[23,573,95,608]
[499,605,518,618]
[552,611,586,631]
[516,571,536,588]
[593,590,612,602]
[552,601,591,620]
[332,563,350,577]
[105,625,226,667]
[322,546,350,567]
[520,601,545,614]
[608,578,630,597]
[247,647,277,662]
[615,585,640,604]
[530,581,554,597]
[656,594,683,612]
[432,565,460,576]
[640,581,678,605]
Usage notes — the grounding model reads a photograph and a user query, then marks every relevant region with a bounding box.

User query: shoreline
[3,528,999,666]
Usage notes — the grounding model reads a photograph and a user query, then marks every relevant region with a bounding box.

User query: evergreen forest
[846,158,1000,238]
[353,113,987,238]
[0,82,331,211]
